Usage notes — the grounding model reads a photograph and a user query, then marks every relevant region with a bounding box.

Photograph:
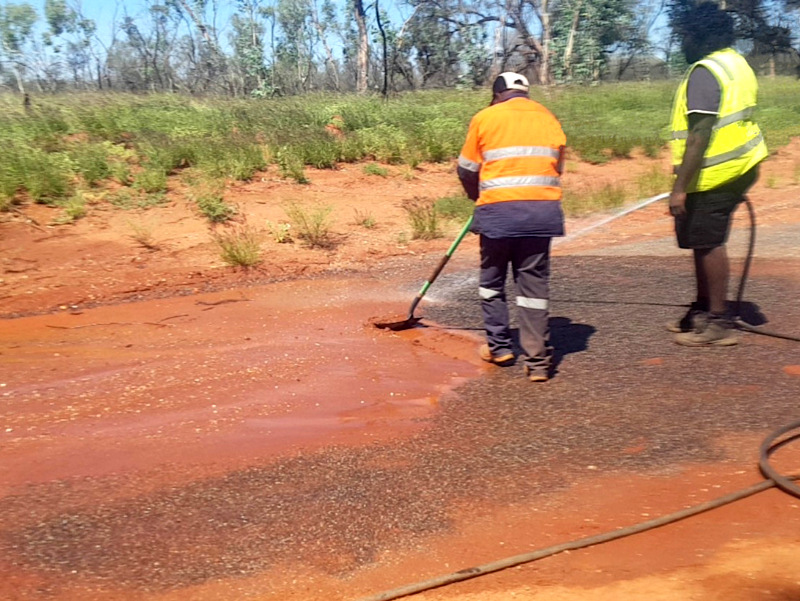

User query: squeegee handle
[407,215,474,319]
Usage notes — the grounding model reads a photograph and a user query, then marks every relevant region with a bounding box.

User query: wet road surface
[2,230,800,601]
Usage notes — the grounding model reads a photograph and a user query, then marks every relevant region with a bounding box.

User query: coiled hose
[356,421,800,601]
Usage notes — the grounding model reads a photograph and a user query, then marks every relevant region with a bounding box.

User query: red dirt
[2,141,800,601]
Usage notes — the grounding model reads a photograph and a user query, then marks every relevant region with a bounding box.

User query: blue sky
[20,0,413,52]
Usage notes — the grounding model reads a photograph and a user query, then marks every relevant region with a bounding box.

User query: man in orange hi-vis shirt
[458,72,566,382]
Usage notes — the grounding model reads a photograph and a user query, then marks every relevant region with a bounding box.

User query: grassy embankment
[1,78,798,238]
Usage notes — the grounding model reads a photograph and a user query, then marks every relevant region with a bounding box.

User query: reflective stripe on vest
[669,48,768,192]
[671,107,755,140]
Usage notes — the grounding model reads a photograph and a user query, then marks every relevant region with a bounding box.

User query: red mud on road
[0,278,483,495]
[3,145,800,601]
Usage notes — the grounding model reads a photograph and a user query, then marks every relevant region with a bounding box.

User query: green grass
[634,165,673,198]
[0,78,796,208]
[108,188,167,210]
[188,179,236,223]
[133,168,168,194]
[562,183,629,216]
[403,197,442,240]
[434,194,474,222]
[52,192,88,224]
[362,163,388,177]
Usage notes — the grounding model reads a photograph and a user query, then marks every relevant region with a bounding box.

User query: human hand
[669,191,687,218]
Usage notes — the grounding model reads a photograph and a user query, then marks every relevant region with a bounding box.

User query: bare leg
[694,246,729,314]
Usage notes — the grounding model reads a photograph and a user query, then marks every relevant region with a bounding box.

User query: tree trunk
[10,63,26,96]
[540,0,552,85]
[311,0,340,91]
[375,0,388,97]
[354,0,369,93]
[509,1,549,84]
[563,0,582,81]
[490,8,508,80]
[177,0,220,55]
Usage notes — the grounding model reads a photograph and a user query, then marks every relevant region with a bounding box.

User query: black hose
[759,418,800,498]
[355,422,800,601]
[733,198,800,342]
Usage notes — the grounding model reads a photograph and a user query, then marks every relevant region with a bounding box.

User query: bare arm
[670,113,715,216]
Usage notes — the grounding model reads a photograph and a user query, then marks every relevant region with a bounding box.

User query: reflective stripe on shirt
[457,155,481,172]
[482,146,560,162]
[480,175,561,191]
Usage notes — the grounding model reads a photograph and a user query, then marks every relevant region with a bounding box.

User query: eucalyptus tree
[40,0,101,88]
[0,2,37,94]
[109,1,184,92]
[550,0,642,82]
[353,0,369,92]
[668,0,796,75]
[231,0,269,95]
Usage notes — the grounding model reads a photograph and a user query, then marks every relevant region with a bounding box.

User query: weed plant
[127,220,159,249]
[352,208,376,228]
[434,194,474,221]
[133,168,168,194]
[189,179,236,223]
[284,201,334,248]
[276,147,310,184]
[403,197,442,240]
[265,220,292,243]
[213,224,263,267]
[362,163,388,177]
[68,143,111,186]
[52,192,88,224]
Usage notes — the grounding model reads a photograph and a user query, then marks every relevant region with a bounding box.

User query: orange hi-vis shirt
[458,97,566,205]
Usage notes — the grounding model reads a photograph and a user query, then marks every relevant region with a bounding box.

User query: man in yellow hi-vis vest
[458,72,566,381]
[667,2,767,347]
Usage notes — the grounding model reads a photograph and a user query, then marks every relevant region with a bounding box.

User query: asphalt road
[2,228,799,599]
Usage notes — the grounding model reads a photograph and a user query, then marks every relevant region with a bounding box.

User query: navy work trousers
[479,235,552,370]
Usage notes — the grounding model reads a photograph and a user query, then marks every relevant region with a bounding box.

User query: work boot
[479,344,515,366]
[524,365,549,382]
[674,313,738,347]
[666,302,707,333]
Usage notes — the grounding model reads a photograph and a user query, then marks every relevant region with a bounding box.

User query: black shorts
[675,167,759,249]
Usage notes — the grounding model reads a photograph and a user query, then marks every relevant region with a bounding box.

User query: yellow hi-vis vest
[669,48,768,192]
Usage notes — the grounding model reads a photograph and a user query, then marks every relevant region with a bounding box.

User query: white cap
[493,72,530,93]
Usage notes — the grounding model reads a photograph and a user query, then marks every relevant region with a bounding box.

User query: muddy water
[0,277,482,495]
